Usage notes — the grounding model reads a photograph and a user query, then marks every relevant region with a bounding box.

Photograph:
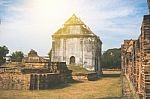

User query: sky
[0,0,149,56]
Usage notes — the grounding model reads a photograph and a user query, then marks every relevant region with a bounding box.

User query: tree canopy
[101,48,121,69]
[0,46,9,65]
[11,51,24,62]
[48,49,52,61]
[28,49,38,57]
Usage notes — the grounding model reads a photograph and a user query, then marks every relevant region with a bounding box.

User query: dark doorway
[70,56,75,64]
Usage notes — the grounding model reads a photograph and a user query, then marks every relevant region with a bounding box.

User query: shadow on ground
[100,97,121,99]
[47,73,120,90]
[49,80,84,90]
[102,74,120,78]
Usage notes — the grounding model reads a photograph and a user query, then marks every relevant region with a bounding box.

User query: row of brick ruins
[121,0,150,98]
[0,55,72,90]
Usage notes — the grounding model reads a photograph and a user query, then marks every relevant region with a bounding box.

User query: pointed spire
[53,14,96,36]
[72,14,76,17]
[64,14,84,25]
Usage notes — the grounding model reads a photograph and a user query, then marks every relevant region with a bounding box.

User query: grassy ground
[67,64,89,73]
[0,70,122,99]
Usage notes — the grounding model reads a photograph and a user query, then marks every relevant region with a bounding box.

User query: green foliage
[11,51,24,62]
[28,49,38,57]
[101,48,121,69]
[0,46,9,65]
[48,49,52,61]
[68,64,89,73]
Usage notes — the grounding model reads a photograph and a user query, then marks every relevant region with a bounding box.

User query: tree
[101,48,121,69]
[11,51,24,62]
[28,49,38,57]
[0,46,9,65]
[48,49,52,62]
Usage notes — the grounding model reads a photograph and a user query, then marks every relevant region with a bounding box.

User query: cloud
[0,0,149,55]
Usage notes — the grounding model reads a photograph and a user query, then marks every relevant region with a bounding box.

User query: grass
[122,76,135,99]
[67,64,89,73]
[0,70,122,99]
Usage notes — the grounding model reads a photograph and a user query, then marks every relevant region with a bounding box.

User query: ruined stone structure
[51,14,102,74]
[22,56,49,68]
[0,67,30,90]
[72,72,99,81]
[0,61,72,90]
[121,2,150,98]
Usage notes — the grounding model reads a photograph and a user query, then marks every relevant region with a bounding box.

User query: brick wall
[0,72,30,90]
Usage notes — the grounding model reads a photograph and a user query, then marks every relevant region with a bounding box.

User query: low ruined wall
[0,62,72,90]
[30,73,67,90]
[0,72,68,90]
[0,72,30,90]
[72,73,88,80]
[72,72,99,81]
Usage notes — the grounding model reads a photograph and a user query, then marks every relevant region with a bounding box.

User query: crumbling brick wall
[0,62,72,90]
[121,15,150,99]
[0,71,30,90]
